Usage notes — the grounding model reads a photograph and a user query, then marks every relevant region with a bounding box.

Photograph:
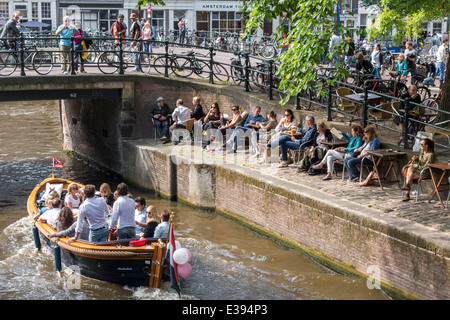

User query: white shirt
[172,105,190,126]
[436,44,446,63]
[66,193,81,208]
[135,207,147,235]
[40,208,61,228]
[76,197,109,233]
[275,117,298,133]
[110,195,136,230]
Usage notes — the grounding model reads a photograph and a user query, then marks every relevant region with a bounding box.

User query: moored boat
[27,175,168,288]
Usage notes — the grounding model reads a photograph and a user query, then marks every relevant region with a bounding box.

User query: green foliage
[368,0,450,44]
[135,0,167,8]
[243,0,357,105]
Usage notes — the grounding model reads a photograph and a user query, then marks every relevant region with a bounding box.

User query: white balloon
[173,248,189,265]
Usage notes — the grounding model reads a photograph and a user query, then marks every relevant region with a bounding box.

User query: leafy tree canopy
[368,0,449,44]
[243,0,355,104]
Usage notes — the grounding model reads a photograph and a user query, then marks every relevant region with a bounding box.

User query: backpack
[84,32,93,48]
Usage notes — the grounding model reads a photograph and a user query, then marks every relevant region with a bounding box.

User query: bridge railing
[0,35,448,152]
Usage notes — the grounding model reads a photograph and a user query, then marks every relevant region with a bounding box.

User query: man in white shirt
[109,183,136,240]
[68,185,110,243]
[169,99,191,143]
[435,37,448,87]
[328,30,342,67]
[134,196,147,236]
[38,198,62,228]
[404,41,417,84]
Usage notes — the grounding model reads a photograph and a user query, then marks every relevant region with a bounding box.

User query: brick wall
[122,142,450,300]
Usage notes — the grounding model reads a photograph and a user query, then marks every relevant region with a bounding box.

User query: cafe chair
[336,87,359,125]
[402,161,437,202]
[368,102,395,135]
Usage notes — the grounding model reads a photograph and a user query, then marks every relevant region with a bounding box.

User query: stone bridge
[0,74,286,174]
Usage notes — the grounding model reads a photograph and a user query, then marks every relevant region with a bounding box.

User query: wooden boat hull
[28,176,167,288]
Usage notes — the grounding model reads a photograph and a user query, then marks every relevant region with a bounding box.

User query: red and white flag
[52,158,64,168]
[168,223,180,295]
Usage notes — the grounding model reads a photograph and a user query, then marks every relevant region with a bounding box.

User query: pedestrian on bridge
[55,16,80,74]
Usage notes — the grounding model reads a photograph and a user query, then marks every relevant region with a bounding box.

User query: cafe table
[427,162,450,208]
[364,149,407,190]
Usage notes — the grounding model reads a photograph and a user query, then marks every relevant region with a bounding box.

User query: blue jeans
[89,226,109,243]
[436,62,445,85]
[273,134,300,161]
[344,156,374,180]
[153,118,169,138]
[227,126,252,149]
[117,226,136,240]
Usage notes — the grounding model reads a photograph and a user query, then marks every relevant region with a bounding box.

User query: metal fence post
[244,53,250,92]
[294,92,301,110]
[118,42,124,75]
[19,34,25,76]
[209,46,214,84]
[70,37,76,75]
[164,40,169,77]
[361,86,369,128]
[326,82,332,121]
[267,60,273,100]
[401,97,411,149]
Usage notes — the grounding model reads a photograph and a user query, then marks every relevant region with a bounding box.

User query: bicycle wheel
[32,51,53,75]
[230,65,243,86]
[193,60,210,78]
[84,45,97,64]
[421,98,440,123]
[260,44,277,59]
[171,56,193,77]
[212,63,229,82]
[0,52,18,76]
[416,86,431,100]
[139,52,152,74]
[153,56,171,75]
[97,51,119,74]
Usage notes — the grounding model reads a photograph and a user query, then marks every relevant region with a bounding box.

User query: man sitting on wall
[150,97,171,141]
[222,106,267,152]
[169,99,191,144]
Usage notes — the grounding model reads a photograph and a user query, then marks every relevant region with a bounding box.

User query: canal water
[0,100,388,300]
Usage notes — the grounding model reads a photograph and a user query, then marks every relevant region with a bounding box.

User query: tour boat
[27,176,168,288]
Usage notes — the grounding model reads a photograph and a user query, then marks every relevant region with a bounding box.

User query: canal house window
[32,2,38,19]
[433,22,442,34]
[196,11,209,32]
[151,10,164,31]
[82,12,98,32]
[99,10,118,32]
[41,3,51,19]
[0,2,8,19]
[211,11,241,32]
[14,4,28,23]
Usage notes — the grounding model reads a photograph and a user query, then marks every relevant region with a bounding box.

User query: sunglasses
[232,108,238,111]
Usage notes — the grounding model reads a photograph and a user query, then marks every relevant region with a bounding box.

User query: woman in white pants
[312,125,364,180]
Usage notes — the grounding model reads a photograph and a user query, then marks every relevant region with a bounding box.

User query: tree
[243,0,357,104]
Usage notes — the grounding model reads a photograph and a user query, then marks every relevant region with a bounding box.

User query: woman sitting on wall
[267,109,298,145]
[298,121,333,172]
[401,138,437,201]
[343,125,380,183]
[311,124,364,180]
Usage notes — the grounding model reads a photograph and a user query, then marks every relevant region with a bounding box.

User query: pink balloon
[177,263,192,278]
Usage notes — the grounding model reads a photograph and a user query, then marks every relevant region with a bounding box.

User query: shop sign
[194,1,243,11]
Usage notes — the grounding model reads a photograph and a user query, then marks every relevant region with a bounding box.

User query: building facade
[1,1,447,39]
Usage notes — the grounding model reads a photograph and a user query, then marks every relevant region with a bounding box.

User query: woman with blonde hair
[143,205,160,238]
[343,125,380,183]
[65,183,83,215]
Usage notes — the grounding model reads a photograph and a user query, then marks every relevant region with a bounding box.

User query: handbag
[402,160,413,177]
[351,151,361,158]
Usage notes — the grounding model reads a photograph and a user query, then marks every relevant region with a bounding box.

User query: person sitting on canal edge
[153,210,170,239]
[401,138,437,202]
[69,184,110,243]
[169,99,191,144]
[270,114,317,168]
[110,183,136,240]
[150,97,171,141]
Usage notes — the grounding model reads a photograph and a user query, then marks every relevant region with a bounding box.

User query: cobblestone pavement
[160,141,450,234]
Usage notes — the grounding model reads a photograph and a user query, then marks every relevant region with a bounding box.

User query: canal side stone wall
[121,140,450,300]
